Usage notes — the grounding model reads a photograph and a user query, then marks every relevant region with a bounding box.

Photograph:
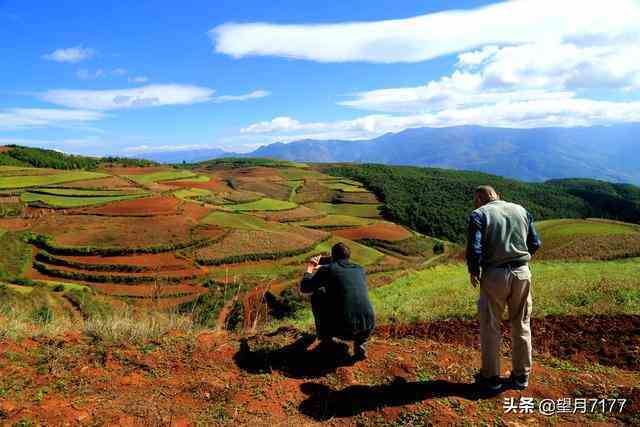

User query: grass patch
[319,179,366,192]
[200,211,271,230]
[305,202,381,218]
[0,171,109,189]
[297,214,373,229]
[230,198,297,212]
[168,174,211,183]
[0,231,32,280]
[27,187,145,197]
[125,170,197,184]
[21,192,145,208]
[174,188,212,200]
[537,219,639,237]
[279,259,640,329]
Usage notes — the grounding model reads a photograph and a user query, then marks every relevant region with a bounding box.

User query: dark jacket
[300,259,375,337]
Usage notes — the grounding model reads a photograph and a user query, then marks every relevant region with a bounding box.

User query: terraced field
[0,160,458,310]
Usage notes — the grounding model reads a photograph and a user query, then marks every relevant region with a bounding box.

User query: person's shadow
[233,330,357,379]
[298,377,504,421]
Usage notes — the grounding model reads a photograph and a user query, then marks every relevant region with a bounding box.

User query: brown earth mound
[75,196,181,216]
[333,223,412,242]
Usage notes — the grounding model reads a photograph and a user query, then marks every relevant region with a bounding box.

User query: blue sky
[1,0,640,156]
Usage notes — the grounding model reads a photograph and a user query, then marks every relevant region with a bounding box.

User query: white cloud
[0,108,105,130]
[240,97,640,141]
[41,84,215,110]
[43,46,95,63]
[213,90,270,103]
[40,85,270,110]
[211,0,640,63]
[76,68,105,80]
[128,75,149,84]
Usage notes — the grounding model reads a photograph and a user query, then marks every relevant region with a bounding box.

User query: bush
[433,241,445,254]
[52,284,65,292]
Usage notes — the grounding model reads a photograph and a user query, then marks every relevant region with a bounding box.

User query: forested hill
[0,145,155,170]
[324,164,640,243]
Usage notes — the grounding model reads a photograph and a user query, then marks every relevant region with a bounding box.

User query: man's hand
[470,274,480,288]
[306,255,322,273]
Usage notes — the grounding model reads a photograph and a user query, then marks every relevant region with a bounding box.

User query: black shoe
[354,343,367,360]
[474,373,502,392]
[509,373,529,390]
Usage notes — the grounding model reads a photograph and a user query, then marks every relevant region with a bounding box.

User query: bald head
[474,185,500,208]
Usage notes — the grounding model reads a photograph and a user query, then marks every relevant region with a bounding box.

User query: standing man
[466,186,542,391]
[301,242,375,360]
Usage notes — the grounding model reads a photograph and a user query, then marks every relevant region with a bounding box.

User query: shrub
[433,241,445,254]
[52,284,65,292]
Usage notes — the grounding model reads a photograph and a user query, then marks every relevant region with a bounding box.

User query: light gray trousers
[478,264,533,378]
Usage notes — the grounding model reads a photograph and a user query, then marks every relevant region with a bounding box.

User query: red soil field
[0,196,20,203]
[225,167,283,179]
[75,196,182,216]
[0,146,9,153]
[181,201,212,222]
[0,218,31,230]
[254,205,324,222]
[333,223,412,242]
[55,176,138,189]
[235,178,291,200]
[61,252,194,271]
[31,213,225,249]
[163,177,227,192]
[91,283,205,298]
[195,227,329,263]
[38,262,205,281]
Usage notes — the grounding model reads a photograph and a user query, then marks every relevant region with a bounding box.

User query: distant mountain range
[135,124,640,184]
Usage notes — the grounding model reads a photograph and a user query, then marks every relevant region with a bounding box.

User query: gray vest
[474,200,531,269]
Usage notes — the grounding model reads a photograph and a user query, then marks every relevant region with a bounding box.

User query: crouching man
[300,242,375,360]
[467,186,542,392]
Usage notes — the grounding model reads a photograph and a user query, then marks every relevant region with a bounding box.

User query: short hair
[331,242,351,260]
[475,185,499,204]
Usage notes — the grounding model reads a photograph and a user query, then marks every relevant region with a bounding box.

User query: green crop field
[124,170,197,184]
[305,202,381,218]
[319,179,366,192]
[536,219,639,237]
[298,214,374,228]
[167,174,211,183]
[280,258,640,329]
[0,171,109,189]
[20,192,146,208]
[200,211,271,230]
[174,188,212,200]
[278,168,329,180]
[230,197,297,212]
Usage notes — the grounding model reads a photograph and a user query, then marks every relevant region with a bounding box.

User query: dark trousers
[311,290,371,345]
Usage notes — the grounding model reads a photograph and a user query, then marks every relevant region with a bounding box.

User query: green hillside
[325,164,640,243]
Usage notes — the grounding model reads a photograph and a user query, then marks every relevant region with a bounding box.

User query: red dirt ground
[0,146,9,153]
[0,218,31,230]
[37,262,206,281]
[75,196,182,216]
[0,320,637,425]
[333,222,413,242]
